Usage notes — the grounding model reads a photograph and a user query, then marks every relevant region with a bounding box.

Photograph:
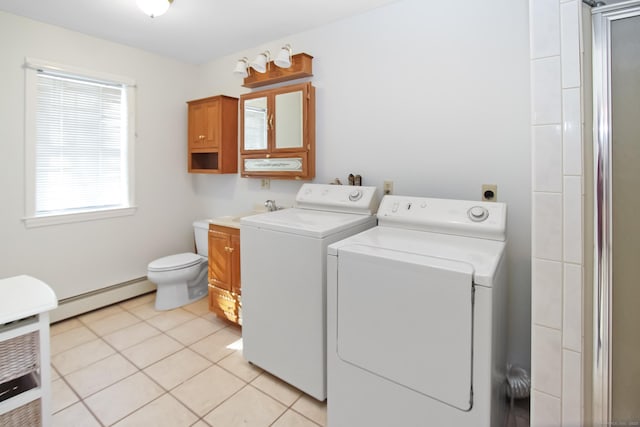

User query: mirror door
[242,96,268,152]
[274,90,303,150]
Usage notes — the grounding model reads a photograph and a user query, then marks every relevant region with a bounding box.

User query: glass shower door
[593,3,640,425]
[610,12,640,424]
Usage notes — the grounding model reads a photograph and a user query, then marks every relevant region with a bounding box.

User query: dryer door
[336,244,474,411]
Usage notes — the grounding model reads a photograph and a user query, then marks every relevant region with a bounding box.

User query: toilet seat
[148,253,204,272]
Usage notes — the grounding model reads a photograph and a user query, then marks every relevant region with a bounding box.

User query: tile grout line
[53,295,326,426]
[89,300,237,425]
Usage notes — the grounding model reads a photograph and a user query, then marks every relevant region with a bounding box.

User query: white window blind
[24,59,136,227]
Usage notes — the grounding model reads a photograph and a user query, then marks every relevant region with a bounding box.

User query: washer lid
[240,208,376,238]
[336,244,474,410]
[148,253,203,272]
[328,226,505,287]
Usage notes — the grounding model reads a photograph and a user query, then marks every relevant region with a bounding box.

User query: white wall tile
[530,1,585,425]
[530,0,561,59]
[531,391,561,427]
[533,258,562,329]
[562,350,582,426]
[533,125,563,192]
[532,325,562,396]
[563,263,583,352]
[563,88,582,175]
[561,1,581,88]
[563,176,582,263]
[533,192,563,261]
[532,57,562,125]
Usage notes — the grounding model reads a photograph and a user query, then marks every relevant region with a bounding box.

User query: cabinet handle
[268,114,274,130]
[199,135,205,140]
[227,247,234,253]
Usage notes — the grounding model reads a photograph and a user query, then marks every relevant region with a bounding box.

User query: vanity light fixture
[274,44,293,68]
[233,57,250,78]
[235,46,313,88]
[137,0,173,18]
[235,44,296,78]
[250,50,271,74]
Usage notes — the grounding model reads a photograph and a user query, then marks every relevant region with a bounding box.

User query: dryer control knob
[349,190,363,201]
[468,206,489,222]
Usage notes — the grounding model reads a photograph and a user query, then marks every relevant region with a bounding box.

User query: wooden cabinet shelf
[187,95,238,174]
[242,53,313,89]
[208,224,242,324]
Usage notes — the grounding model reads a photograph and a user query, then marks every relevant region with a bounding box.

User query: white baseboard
[50,277,156,323]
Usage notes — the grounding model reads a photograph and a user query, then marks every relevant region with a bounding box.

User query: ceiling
[0,0,402,64]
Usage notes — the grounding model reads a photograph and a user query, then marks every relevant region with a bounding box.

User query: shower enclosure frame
[591,1,640,425]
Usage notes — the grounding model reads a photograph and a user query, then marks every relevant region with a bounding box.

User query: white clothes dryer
[327,195,508,426]
[240,183,379,401]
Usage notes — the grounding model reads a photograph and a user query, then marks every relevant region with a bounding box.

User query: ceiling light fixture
[137,0,173,18]
[250,50,271,74]
[274,44,293,68]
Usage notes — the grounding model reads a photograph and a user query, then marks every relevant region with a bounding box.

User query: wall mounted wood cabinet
[240,82,315,180]
[208,224,241,324]
[187,95,238,174]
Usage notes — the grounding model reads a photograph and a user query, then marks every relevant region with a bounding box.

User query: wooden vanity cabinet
[208,224,241,324]
[187,95,238,174]
[240,82,315,179]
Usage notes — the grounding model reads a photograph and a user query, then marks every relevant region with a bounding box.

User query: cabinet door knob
[199,135,205,140]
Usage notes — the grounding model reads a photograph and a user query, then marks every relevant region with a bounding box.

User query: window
[24,58,136,227]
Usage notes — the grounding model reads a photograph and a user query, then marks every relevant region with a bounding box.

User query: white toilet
[147,220,209,311]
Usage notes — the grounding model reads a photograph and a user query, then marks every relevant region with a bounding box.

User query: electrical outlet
[383,180,393,195]
[261,179,270,190]
[482,184,497,202]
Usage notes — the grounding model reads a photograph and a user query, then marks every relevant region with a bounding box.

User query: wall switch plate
[482,184,497,202]
[261,179,270,189]
[383,180,393,195]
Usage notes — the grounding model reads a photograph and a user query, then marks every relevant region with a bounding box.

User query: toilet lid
[148,253,204,272]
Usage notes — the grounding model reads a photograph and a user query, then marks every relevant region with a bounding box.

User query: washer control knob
[348,190,363,202]
[468,206,489,222]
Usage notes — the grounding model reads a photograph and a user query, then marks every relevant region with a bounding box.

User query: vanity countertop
[209,211,264,229]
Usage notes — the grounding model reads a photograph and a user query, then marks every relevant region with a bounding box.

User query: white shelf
[0,275,57,324]
[0,275,57,427]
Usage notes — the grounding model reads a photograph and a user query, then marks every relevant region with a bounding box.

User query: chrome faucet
[265,200,278,212]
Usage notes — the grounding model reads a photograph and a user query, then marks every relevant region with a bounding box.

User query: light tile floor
[50,292,325,427]
[50,291,529,427]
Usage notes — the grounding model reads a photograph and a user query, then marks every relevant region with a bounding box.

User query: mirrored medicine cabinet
[240,82,315,180]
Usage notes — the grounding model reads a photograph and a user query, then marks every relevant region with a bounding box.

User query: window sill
[23,206,137,228]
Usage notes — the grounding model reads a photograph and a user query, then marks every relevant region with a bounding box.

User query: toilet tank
[193,220,210,257]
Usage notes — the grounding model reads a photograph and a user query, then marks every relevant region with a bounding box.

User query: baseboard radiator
[50,277,156,323]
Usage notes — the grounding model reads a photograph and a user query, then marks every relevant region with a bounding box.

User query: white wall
[193,0,532,369]
[0,12,200,300]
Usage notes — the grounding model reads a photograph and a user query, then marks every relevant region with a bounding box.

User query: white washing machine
[327,195,508,427]
[240,183,379,401]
